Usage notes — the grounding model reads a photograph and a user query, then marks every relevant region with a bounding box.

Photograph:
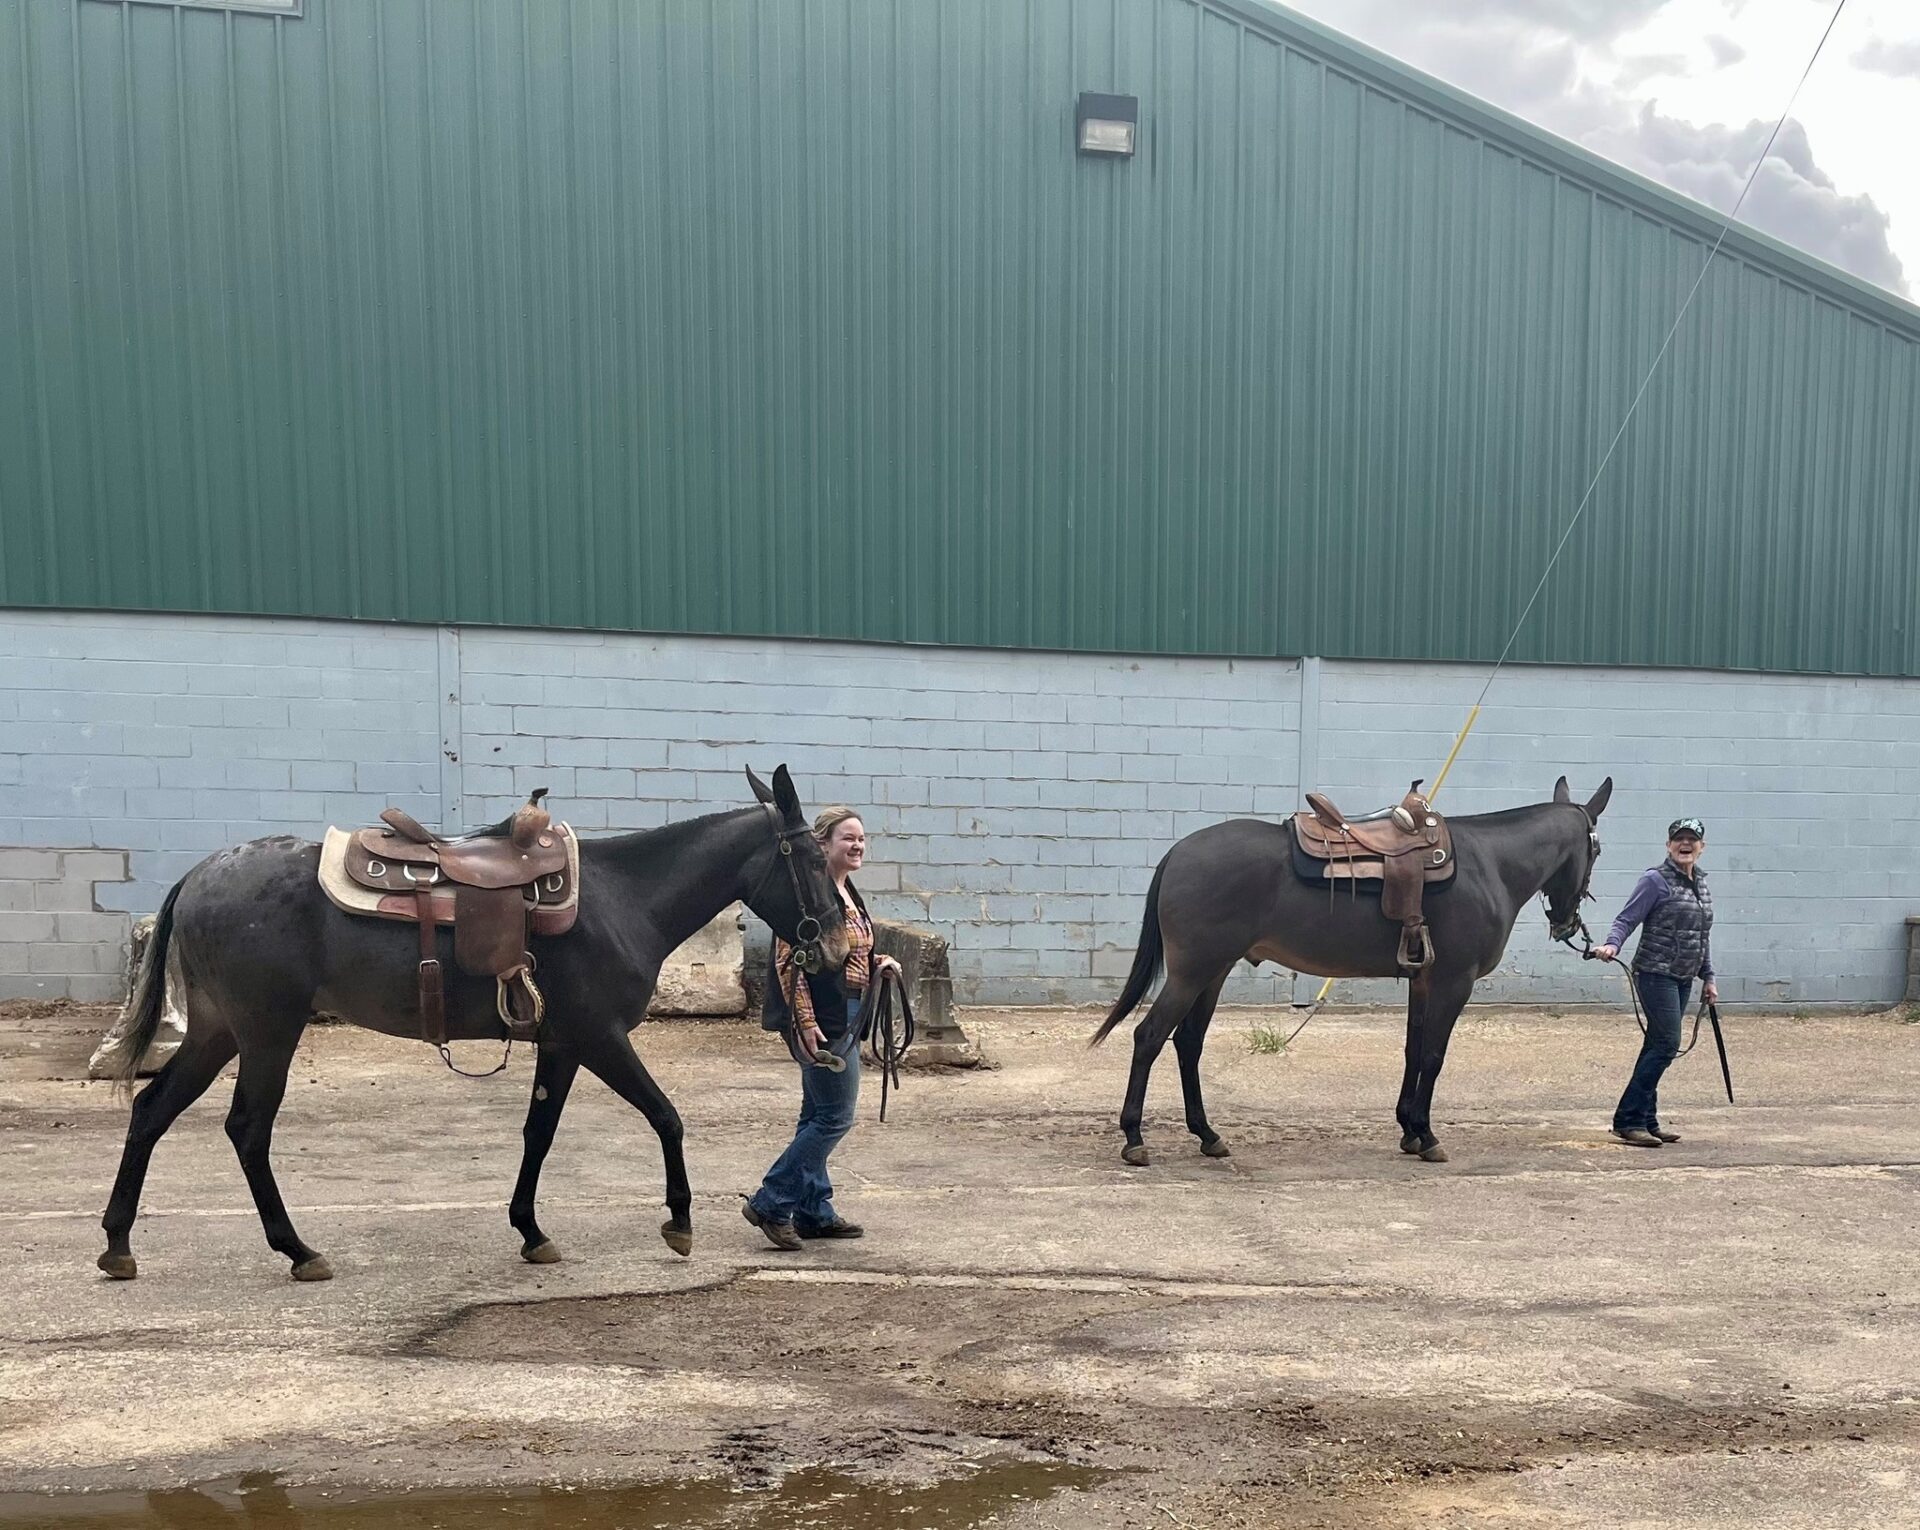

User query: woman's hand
[1594,943,1618,961]
[875,955,902,977]
[796,1022,826,1062]
[1703,981,1719,1005]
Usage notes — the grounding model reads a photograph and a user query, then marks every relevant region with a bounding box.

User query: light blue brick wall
[0,613,443,996]
[456,630,1302,1005]
[4,610,1915,1007]
[1315,663,1920,1007]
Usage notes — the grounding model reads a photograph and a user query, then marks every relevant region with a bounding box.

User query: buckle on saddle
[403,864,440,886]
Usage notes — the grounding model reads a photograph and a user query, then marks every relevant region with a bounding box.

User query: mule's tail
[102,877,186,1092]
[1089,855,1169,1046]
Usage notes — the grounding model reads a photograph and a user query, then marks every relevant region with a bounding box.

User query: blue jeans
[1614,971,1691,1132]
[749,1029,862,1226]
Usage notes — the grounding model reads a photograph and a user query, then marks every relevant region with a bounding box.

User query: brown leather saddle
[1293,780,1454,973]
[339,789,577,1044]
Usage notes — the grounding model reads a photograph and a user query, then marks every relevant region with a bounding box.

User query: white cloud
[1704,34,1747,67]
[1588,111,1906,288]
[1850,36,1920,77]
[1284,0,1911,297]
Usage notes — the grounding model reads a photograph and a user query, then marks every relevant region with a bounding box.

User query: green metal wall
[3,0,1917,675]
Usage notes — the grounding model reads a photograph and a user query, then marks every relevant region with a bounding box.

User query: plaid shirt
[775,895,872,1033]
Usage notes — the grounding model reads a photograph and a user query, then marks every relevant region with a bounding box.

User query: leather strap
[861,964,917,1124]
[415,885,446,1045]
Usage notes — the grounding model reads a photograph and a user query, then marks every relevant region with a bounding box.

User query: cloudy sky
[1282,0,1920,300]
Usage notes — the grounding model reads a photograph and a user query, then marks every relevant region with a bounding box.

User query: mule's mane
[591,805,756,854]
[1450,800,1587,827]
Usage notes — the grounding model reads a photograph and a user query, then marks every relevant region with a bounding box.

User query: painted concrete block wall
[0,612,444,999]
[3,609,1916,1008]
[0,848,131,1002]
[455,630,1301,1005]
[1315,663,1920,1007]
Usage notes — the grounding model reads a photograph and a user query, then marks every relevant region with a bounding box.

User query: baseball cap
[1667,817,1705,841]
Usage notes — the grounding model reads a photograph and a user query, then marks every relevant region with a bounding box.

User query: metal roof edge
[1204,0,1920,338]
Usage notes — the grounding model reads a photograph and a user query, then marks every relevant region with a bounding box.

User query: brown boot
[795,1215,864,1240]
[741,1200,802,1251]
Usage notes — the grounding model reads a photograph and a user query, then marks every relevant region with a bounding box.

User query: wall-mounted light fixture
[1076,93,1138,158]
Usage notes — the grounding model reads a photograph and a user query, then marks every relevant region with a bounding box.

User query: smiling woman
[1596,817,1719,1147]
[743,807,902,1251]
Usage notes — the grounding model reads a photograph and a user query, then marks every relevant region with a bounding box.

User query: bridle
[748,804,835,974]
[1544,813,1602,947]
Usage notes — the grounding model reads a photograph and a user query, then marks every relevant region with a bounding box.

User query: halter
[1544,815,1602,945]
[748,804,834,974]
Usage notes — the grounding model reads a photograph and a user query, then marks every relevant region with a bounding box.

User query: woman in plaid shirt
[742,806,900,1249]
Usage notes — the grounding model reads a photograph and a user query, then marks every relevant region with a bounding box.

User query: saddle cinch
[1293,780,1454,974]
[317,790,579,1045]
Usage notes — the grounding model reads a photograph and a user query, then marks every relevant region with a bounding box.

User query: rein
[795,960,916,1122]
[860,962,917,1123]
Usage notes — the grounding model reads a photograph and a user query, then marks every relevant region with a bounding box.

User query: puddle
[0,1460,1109,1529]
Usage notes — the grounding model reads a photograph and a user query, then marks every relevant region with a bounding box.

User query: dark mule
[97,766,847,1281]
[1092,778,1612,1165]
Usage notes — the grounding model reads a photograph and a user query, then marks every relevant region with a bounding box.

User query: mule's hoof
[1200,1137,1232,1159]
[1419,1144,1450,1163]
[521,1240,562,1265]
[291,1255,334,1282]
[97,1252,138,1280]
[660,1221,693,1258]
[1399,1134,1422,1155]
[1120,1144,1151,1167]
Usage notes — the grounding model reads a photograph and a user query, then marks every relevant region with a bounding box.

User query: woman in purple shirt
[1593,817,1718,1147]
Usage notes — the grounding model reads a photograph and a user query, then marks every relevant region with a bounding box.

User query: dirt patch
[419,1273,1137,1481]
[0,1004,116,1081]
[0,999,117,1024]
[415,1271,1917,1528]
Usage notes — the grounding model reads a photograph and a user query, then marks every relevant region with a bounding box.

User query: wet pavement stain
[0,1460,1109,1529]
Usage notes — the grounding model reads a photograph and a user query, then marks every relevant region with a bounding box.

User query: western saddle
[1292,780,1454,973]
[333,790,577,1045]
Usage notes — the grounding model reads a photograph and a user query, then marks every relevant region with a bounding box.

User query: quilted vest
[1632,859,1713,981]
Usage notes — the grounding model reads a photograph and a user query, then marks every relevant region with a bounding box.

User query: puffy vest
[1632,859,1712,980]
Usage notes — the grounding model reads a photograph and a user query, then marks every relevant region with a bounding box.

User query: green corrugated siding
[3,0,1917,675]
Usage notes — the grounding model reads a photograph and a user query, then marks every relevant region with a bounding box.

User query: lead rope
[1559,906,1728,1082]
[860,964,917,1123]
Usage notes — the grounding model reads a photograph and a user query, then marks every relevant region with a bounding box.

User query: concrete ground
[1,999,1916,1528]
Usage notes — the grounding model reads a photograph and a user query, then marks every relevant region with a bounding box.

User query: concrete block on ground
[873,918,981,1068]
[647,903,747,1017]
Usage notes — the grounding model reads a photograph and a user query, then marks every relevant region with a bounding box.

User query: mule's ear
[771,763,803,819]
[1552,776,1571,804]
[1585,777,1614,820]
[745,766,776,806]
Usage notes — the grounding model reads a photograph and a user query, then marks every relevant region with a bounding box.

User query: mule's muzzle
[1547,910,1590,946]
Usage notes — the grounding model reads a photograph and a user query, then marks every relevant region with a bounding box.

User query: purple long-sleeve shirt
[1605,867,1713,980]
